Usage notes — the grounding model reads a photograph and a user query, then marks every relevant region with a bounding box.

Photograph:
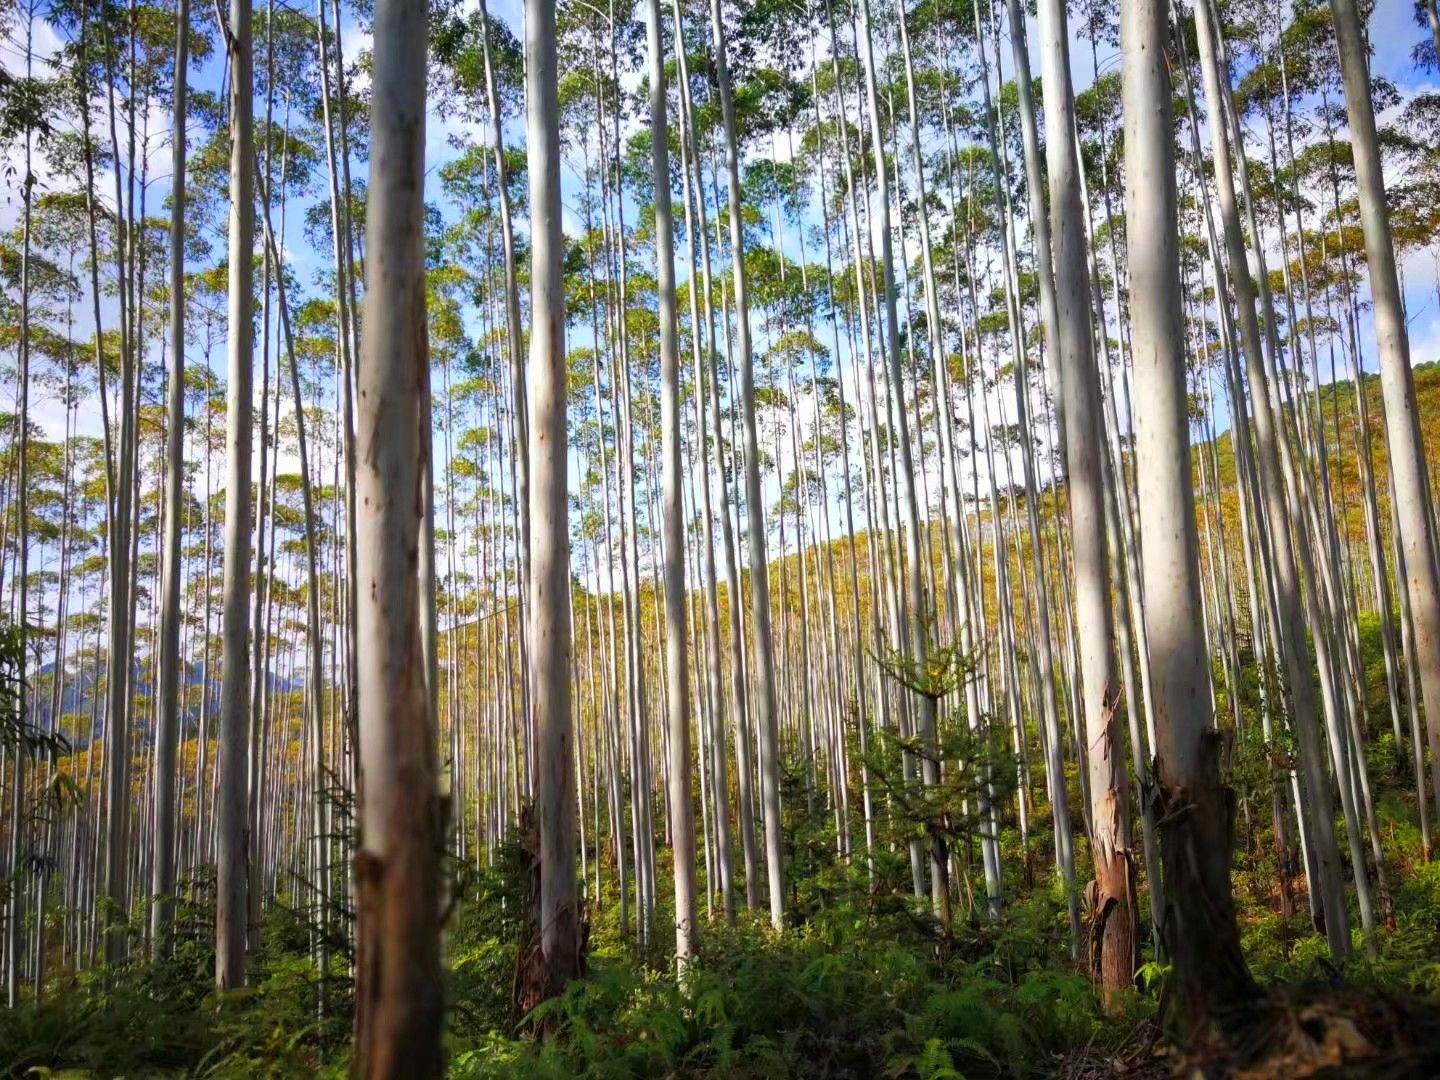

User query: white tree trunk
[1123,0,1256,1026]
[1035,0,1136,999]
[708,0,785,930]
[525,0,581,988]
[215,0,254,990]
[1329,0,1440,805]
[151,0,188,956]
[646,0,698,968]
[351,0,443,1069]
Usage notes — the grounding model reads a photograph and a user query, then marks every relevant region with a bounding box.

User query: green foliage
[0,889,349,1077]
[11,599,1440,1076]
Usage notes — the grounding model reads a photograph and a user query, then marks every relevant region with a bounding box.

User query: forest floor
[4,747,1440,1078]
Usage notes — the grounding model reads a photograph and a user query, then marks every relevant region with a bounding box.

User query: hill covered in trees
[6,0,1440,1075]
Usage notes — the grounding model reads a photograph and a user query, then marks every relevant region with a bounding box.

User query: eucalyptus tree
[1329,0,1440,796]
[1035,0,1137,998]
[1121,0,1258,1032]
[671,0,735,920]
[215,0,255,991]
[644,0,698,968]
[526,0,581,992]
[852,0,949,924]
[351,0,444,1066]
[1187,0,1352,957]
[708,0,785,930]
[3,0,44,1003]
[150,0,189,957]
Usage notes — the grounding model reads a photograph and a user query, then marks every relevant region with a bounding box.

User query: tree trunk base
[512,805,588,1029]
[1177,984,1440,1078]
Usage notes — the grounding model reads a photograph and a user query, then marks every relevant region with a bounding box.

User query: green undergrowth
[7,738,1440,1076]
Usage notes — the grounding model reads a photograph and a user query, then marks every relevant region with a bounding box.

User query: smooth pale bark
[93,3,137,969]
[1123,0,1256,1030]
[645,0,697,968]
[151,0,188,956]
[1003,0,1065,468]
[855,0,947,925]
[6,14,34,1006]
[215,0,254,990]
[352,0,443,1070]
[247,7,276,958]
[315,0,360,806]
[478,0,530,726]
[672,0,734,921]
[704,169,759,911]
[1329,0,1440,791]
[806,39,876,870]
[525,0,581,987]
[971,0,1079,943]
[1188,0,1351,956]
[255,180,331,1003]
[1034,0,1136,1001]
[709,0,784,930]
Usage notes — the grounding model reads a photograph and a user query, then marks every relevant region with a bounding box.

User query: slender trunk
[1123,0,1257,1031]
[151,0,189,957]
[351,0,443,1068]
[525,0,581,991]
[215,0,255,990]
[644,0,697,968]
[1035,0,1136,1000]
[1329,0,1440,800]
[709,0,785,929]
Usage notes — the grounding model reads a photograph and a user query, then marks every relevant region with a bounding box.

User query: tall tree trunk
[854,0,948,926]
[1035,0,1136,1002]
[1329,0,1440,798]
[1188,0,1352,956]
[478,0,530,718]
[6,10,35,1006]
[256,178,331,1009]
[1122,0,1257,1032]
[525,0,581,992]
[351,0,443,1069]
[672,0,735,921]
[709,0,785,930]
[151,0,188,957]
[646,0,698,969]
[215,0,255,990]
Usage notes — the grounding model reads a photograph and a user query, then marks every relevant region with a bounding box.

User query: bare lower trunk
[1035,0,1136,1002]
[215,0,254,990]
[709,0,784,930]
[151,0,188,957]
[1122,0,1256,1032]
[1329,0,1440,811]
[525,0,581,994]
[351,0,443,1071]
[645,0,698,969]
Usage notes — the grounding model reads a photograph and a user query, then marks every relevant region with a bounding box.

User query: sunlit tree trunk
[351,0,443,1069]
[215,0,255,990]
[257,182,331,1008]
[709,0,785,929]
[1330,0,1440,798]
[151,0,188,958]
[1188,0,1352,956]
[1035,0,1136,1001]
[5,9,36,1005]
[1123,0,1258,1031]
[671,0,735,921]
[644,0,698,968]
[525,0,581,989]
